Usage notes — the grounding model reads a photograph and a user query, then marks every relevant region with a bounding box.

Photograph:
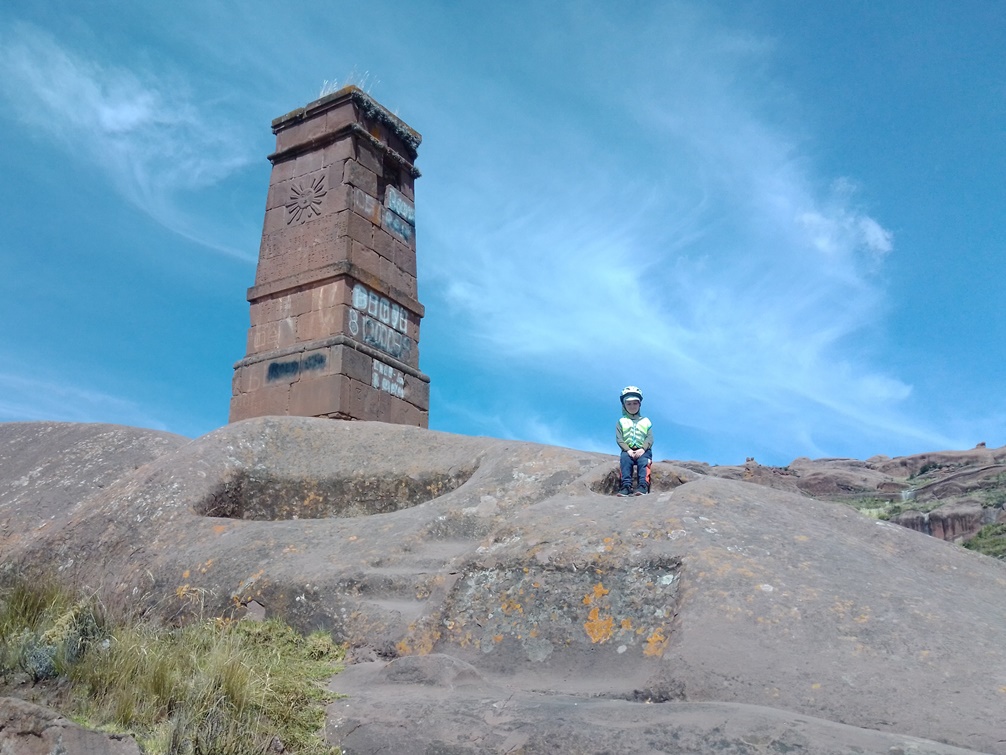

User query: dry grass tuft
[0,574,343,755]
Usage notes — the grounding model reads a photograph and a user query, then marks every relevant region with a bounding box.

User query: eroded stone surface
[0,696,141,755]
[2,418,1006,754]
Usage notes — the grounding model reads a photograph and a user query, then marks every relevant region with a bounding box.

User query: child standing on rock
[616,386,653,496]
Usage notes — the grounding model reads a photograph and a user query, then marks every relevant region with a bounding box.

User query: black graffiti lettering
[303,353,326,371]
[267,360,300,381]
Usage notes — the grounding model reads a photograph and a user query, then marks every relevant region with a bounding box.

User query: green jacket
[616,412,653,452]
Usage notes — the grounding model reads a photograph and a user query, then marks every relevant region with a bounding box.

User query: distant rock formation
[698,445,1006,543]
[2,419,1005,754]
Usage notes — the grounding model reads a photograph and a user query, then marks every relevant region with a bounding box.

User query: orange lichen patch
[643,629,668,657]
[182,569,190,579]
[175,584,190,598]
[213,524,228,534]
[198,559,214,573]
[591,583,609,600]
[397,624,441,656]
[493,634,504,643]
[529,628,539,638]
[501,599,523,615]
[348,535,358,541]
[584,607,614,643]
[620,618,633,631]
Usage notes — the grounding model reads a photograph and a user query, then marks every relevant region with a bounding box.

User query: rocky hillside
[690,446,1006,544]
[2,419,1005,754]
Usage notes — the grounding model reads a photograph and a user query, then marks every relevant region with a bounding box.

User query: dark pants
[620,449,652,491]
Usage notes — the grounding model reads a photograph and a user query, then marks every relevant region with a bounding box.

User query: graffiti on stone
[348,283,413,362]
[383,208,414,245]
[266,352,327,382]
[372,359,405,399]
[386,186,415,225]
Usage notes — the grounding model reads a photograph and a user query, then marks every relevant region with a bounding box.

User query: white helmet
[620,385,643,404]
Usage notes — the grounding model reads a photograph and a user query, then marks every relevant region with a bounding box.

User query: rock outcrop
[3,418,1006,754]
[702,446,1006,543]
[0,696,141,755]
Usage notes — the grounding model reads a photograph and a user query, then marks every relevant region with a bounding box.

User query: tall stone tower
[230,87,429,427]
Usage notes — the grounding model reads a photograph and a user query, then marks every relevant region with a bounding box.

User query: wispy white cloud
[420,5,953,461]
[0,22,255,260]
[0,370,170,431]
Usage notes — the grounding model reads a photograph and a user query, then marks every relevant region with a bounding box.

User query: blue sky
[0,1,1003,466]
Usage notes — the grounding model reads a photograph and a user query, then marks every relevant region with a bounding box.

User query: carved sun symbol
[286,175,327,223]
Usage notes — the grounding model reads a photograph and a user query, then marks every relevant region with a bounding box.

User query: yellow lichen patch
[584,607,614,643]
[591,582,609,600]
[501,598,523,615]
[398,624,441,656]
[811,683,822,690]
[853,612,870,624]
[643,629,668,657]
[793,535,809,542]
[620,618,633,631]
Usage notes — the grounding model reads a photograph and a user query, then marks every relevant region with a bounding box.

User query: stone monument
[230,86,429,427]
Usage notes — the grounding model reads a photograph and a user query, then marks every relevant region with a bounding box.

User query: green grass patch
[980,472,1006,509]
[0,575,343,755]
[844,496,908,521]
[963,523,1006,560]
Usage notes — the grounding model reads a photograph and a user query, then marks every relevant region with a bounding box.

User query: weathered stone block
[347,240,381,281]
[351,187,383,226]
[293,150,324,178]
[308,279,349,312]
[323,137,354,166]
[356,141,383,176]
[392,238,417,277]
[289,374,345,417]
[324,100,357,135]
[390,396,426,427]
[404,373,430,410]
[296,307,341,342]
[229,381,290,420]
[269,158,297,184]
[344,160,378,197]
